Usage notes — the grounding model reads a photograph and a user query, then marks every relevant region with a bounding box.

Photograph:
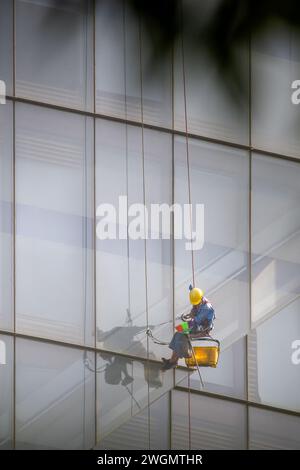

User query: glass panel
[249,407,300,450]
[96,351,173,446]
[248,298,300,412]
[176,336,246,399]
[0,102,13,331]
[143,129,173,360]
[95,406,150,450]
[0,334,13,449]
[15,104,94,346]
[16,338,95,449]
[141,31,172,128]
[0,0,13,96]
[95,0,172,127]
[95,0,140,121]
[96,120,173,360]
[96,120,146,356]
[174,137,250,353]
[252,25,300,159]
[15,0,93,110]
[174,1,249,144]
[171,390,247,449]
[251,154,300,327]
[149,393,170,450]
[190,393,247,450]
[96,352,148,443]
[95,390,170,450]
[171,390,190,450]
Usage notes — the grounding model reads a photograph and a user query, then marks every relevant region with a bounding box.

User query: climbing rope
[123,0,136,417]
[181,0,195,450]
[146,328,170,346]
[181,16,195,288]
[138,14,151,450]
[123,0,132,333]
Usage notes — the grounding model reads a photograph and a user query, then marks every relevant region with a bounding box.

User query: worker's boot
[161,358,177,370]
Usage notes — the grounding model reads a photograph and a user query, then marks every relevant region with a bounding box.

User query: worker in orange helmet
[162,285,215,370]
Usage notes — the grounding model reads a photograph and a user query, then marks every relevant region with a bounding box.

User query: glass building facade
[0,0,300,450]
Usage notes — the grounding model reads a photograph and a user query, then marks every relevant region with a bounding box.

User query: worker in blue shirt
[162,286,215,370]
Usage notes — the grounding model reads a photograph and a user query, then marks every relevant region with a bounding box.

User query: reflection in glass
[16,338,95,449]
[16,104,94,346]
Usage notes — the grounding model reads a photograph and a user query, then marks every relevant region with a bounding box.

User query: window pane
[171,390,247,449]
[95,0,172,127]
[96,120,173,360]
[16,338,95,449]
[252,154,300,327]
[96,351,173,446]
[96,352,148,442]
[0,102,13,331]
[95,407,150,450]
[149,393,170,450]
[95,390,170,450]
[144,129,173,360]
[97,353,173,449]
[16,104,94,346]
[248,298,300,412]
[174,1,249,144]
[252,26,300,159]
[171,390,190,450]
[96,120,146,356]
[95,0,140,121]
[174,138,250,352]
[249,407,300,449]
[0,0,13,96]
[16,0,93,110]
[176,336,246,400]
[0,334,13,449]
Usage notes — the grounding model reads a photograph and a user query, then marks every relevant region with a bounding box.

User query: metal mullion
[2,327,300,419]
[0,328,167,367]
[4,95,300,166]
[92,0,97,450]
[174,386,300,418]
[12,0,16,450]
[246,29,252,451]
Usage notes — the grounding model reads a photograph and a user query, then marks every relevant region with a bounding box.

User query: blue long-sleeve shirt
[189,298,215,332]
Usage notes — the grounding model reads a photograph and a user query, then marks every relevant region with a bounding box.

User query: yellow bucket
[185,338,220,368]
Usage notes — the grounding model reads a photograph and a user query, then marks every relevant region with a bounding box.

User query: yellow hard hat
[189,287,204,305]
